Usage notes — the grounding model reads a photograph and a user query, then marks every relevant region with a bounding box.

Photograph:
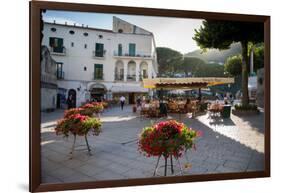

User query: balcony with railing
[50,46,66,56]
[113,51,152,59]
[93,50,106,59]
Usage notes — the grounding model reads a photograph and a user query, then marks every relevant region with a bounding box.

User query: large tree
[181,57,206,75]
[156,47,183,76]
[224,55,242,76]
[193,20,263,105]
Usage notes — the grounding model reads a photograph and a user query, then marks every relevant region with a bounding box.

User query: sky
[43,10,204,54]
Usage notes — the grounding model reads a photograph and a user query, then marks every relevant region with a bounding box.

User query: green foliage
[254,43,264,71]
[55,115,102,137]
[193,20,264,50]
[82,118,102,136]
[193,20,264,105]
[224,55,242,76]
[234,104,258,111]
[181,57,206,74]
[185,42,242,64]
[182,57,225,77]
[156,47,183,76]
[138,120,201,158]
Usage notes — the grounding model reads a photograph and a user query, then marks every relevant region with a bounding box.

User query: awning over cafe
[111,85,149,93]
[142,77,235,89]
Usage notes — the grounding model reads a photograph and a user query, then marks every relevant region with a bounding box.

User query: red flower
[138,120,201,158]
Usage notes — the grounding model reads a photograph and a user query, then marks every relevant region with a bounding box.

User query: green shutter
[94,64,103,79]
[56,38,63,53]
[95,43,104,57]
[129,43,136,56]
[118,44,122,56]
[50,37,64,53]
[49,37,54,47]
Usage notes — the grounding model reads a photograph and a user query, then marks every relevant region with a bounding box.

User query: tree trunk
[241,41,249,105]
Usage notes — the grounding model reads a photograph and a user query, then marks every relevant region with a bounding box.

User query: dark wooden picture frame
[30,1,270,192]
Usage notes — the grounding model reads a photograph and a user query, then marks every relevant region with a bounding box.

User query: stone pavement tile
[201,161,220,171]
[204,156,226,165]
[119,151,140,160]
[62,158,88,169]
[187,154,208,164]
[76,163,106,177]
[223,160,248,171]
[48,167,78,181]
[42,174,64,184]
[184,166,208,175]
[44,150,69,163]
[85,156,112,168]
[223,153,251,164]
[43,141,70,154]
[94,169,126,181]
[126,159,155,172]
[135,155,157,164]
[104,163,132,175]
[215,165,241,173]
[122,168,147,179]
[61,172,95,183]
[246,162,264,171]
[41,158,63,173]
[73,151,95,162]
[233,151,253,160]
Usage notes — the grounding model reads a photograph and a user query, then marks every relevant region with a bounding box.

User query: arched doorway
[89,83,107,102]
[115,60,124,81]
[67,89,76,109]
[127,60,136,81]
[140,61,148,80]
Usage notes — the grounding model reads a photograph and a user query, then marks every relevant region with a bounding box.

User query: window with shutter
[118,44,122,56]
[49,37,64,53]
[94,64,103,80]
[95,43,104,57]
[129,43,136,56]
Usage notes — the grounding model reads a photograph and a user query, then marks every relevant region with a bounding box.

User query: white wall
[42,23,156,82]
[2,1,281,193]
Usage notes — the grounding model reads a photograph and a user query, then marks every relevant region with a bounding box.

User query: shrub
[234,104,258,111]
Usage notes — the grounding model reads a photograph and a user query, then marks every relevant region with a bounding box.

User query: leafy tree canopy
[193,20,264,105]
[193,20,264,50]
[224,55,242,76]
[156,47,183,76]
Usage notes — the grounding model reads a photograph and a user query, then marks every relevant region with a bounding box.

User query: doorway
[68,89,76,108]
[129,93,135,104]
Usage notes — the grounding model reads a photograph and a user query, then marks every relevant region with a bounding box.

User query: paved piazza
[41,105,265,183]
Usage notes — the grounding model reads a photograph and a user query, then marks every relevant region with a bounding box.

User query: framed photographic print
[30,1,270,192]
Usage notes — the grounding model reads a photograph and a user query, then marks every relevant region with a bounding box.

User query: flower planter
[153,155,183,176]
[232,109,260,116]
[138,120,201,176]
[55,106,102,158]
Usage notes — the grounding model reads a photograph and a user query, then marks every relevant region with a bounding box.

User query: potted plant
[232,103,260,116]
[55,109,102,158]
[138,120,201,176]
[102,101,109,109]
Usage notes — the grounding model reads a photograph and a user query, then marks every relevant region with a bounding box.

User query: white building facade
[42,17,158,107]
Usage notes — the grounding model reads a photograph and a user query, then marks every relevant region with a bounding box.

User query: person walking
[67,95,73,109]
[120,95,126,110]
[136,96,141,108]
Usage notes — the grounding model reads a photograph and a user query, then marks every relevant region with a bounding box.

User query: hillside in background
[184,42,242,64]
